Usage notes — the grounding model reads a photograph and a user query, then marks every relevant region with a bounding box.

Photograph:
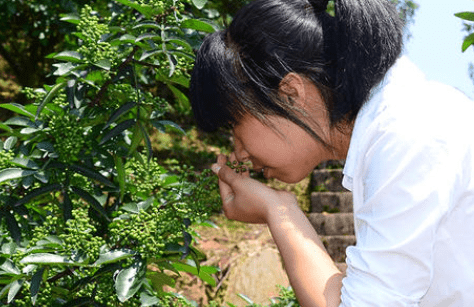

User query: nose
[234,138,250,162]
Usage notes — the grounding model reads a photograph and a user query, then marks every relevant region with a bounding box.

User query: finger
[212,154,238,205]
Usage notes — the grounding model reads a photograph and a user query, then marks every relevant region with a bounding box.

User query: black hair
[190,0,404,145]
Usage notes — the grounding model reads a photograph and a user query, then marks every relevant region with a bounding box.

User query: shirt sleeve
[339,122,454,306]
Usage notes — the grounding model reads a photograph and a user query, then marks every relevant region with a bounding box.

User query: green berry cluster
[48,113,87,162]
[51,90,68,107]
[0,149,14,170]
[77,5,116,65]
[124,156,166,200]
[11,280,53,307]
[226,160,248,174]
[22,87,46,102]
[27,214,62,248]
[106,83,139,108]
[60,208,106,262]
[109,205,177,258]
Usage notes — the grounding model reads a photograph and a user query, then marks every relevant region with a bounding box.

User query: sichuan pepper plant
[0,0,221,305]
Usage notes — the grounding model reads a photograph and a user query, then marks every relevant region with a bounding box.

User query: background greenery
[4,0,471,306]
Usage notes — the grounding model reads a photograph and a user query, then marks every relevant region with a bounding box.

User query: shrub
[0,0,221,305]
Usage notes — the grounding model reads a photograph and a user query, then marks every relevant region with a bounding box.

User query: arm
[212,154,343,307]
[266,198,343,307]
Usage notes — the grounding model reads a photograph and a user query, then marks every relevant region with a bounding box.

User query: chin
[274,173,307,184]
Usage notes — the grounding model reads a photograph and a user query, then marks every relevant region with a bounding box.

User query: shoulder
[345,56,474,182]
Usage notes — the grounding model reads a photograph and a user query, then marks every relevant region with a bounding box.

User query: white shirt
[340,56,474,306]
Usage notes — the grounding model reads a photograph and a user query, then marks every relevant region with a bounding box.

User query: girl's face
[232,114,350,184]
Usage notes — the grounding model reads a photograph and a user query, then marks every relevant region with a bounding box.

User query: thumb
[214,162,240,187]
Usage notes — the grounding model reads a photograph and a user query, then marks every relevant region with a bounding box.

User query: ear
[278,72,307,105]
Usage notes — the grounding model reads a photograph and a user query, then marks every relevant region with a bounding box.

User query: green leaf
[0,259,21,275]
[53,62,76,76]
[455,12,474,22]
[154,120,186,135]
[114,156,126,201]
[462,33,474,52]
[7,279,23,303]
[0,168,36,184]
[115,0,163,18]
[172,260,216,287]
[1,242,17,255]
[140,292,160,306]
[60,13,80,24]
[36,141,55,153]
[94,59,112,71]
[127,124,143,156]
[62,191,73,221]
[14,183,62,207]
[69,164,115,187]
[122,197,154,214]
[104,102,137,130]
[0,123,11,132]
[30,268,44,305]
[0,103,35,119]
[181,19,216,33]
[70,186,110,221]
[192,0,209,9]
[133,21,160,30]
[11,158,39,170]
[147,271,176,292]
[167,37,193,52]
[20,253,75,265]
[139,49,164,62]
[237,294,254,305]
[167,53,177,77]
[94,249,136,266]
[99,119,136,145]
[4,117,34,127]
[36,81,67,120]
[139,123,152,161]
[167,85,190,113]
[53,51,83,63]
[4,137,17,150]
[136,33,161,43]
[115,258,146,302]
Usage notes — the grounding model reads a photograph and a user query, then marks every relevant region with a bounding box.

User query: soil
[169,214,290,306]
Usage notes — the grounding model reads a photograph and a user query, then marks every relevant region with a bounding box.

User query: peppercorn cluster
[77,5,116,65]
[48,113,88,162]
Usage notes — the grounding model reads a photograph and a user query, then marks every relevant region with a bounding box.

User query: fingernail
[211,164,221,174]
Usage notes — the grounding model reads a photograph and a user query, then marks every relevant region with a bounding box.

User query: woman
[190,0,474,306]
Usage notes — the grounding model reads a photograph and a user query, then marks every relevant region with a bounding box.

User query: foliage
[456,11,474,86]
[0,0,222,305]
[227,286,300,307]
[0,0,97,88]
[456,11,474,52]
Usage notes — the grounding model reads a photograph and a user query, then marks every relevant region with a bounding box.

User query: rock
[311,191,353,213]
[308,213,354,236]
[223,247,290,306]
[312,169,347,192]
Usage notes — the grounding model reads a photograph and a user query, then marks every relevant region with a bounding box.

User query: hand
[211,153,297,224]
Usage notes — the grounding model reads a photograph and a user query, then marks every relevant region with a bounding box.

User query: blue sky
[404,0,474,98]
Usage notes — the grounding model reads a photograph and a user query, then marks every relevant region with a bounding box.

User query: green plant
[0,0,222,305]
[456,11,474,52]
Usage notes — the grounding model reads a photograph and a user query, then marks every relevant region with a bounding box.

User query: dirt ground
[169,214,290,306]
